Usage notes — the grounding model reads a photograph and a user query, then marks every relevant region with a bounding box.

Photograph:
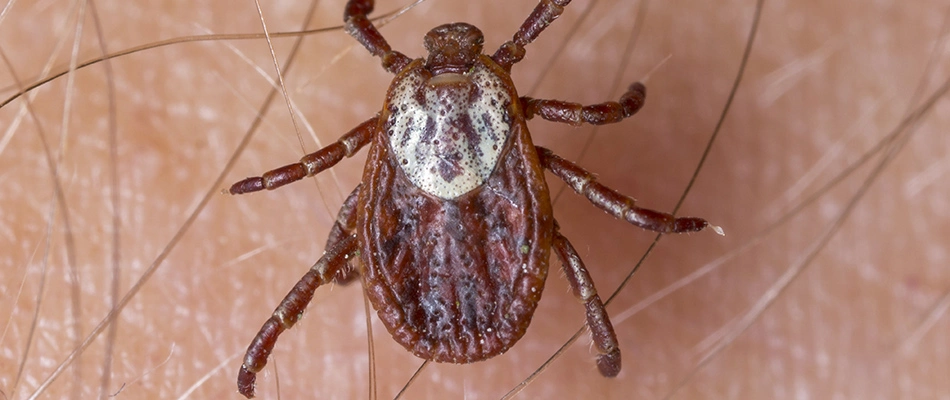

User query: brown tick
[230,0,712,397]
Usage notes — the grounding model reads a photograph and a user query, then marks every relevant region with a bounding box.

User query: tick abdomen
[360,148,552,363]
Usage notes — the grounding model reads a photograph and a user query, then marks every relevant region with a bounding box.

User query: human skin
[1,0,948,399]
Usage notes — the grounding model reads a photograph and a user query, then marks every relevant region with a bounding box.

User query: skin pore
[1,0,949,398]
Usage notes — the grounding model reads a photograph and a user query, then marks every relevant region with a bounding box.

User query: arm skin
[1,0,947,398]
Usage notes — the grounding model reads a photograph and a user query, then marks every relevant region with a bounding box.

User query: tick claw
[237,365,257,398]
[229,177,264,195]
[673,216,708,233]
[596,349,622,377]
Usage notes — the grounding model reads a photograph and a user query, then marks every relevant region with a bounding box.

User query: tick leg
[522,82,646,126]
[237,234,359,398]
[344,0,412,74]
[537,146,708,233]
[552,224,621,377]
[492,0,572,70]
[326,186,361,285]
[229,116,377,195]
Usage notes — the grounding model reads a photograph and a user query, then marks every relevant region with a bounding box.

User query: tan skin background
[2,0,949,399]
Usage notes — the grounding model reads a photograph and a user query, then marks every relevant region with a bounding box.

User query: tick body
[231,1,710,397]
[364,53,552,363]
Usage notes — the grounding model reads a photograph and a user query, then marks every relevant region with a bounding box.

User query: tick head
[423,23,484,75]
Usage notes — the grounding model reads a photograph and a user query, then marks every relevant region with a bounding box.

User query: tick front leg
[493,0,573,70]
[521,82,646,126]
[229,116,377,195]
[343,0,412,73]
[237,234,359,398]
[537,146,708,233]
[326,186,361,285]
[552,224,621,377]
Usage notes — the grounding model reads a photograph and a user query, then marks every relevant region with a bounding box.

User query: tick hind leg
[552,223,621,377]
[326,186,362,285]
[237,220,359,398]
[537,146,708,233]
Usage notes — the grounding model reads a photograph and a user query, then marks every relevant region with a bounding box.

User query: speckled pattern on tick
[229,0,712,397]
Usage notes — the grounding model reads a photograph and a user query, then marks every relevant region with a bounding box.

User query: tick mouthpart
[424,23,484,75]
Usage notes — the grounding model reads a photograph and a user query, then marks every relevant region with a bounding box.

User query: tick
[230,0,711,397]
